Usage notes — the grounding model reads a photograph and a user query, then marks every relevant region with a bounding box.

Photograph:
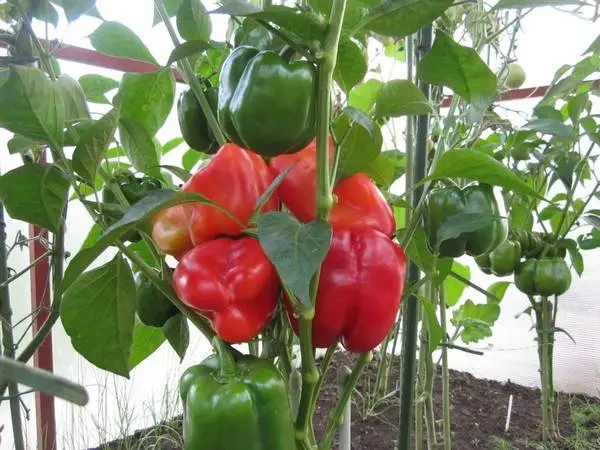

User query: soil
[90,351,600,450]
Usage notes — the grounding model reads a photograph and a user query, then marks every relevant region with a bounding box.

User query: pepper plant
[0,0,598,450]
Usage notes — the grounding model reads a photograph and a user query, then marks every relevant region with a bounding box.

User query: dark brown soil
[90,351,600,450]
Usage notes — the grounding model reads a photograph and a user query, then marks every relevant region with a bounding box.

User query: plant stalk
[318,352,372,450]
[154,0,227,146]
[398,25,433,450]
[439,288,452,450]
[0,197,25,450]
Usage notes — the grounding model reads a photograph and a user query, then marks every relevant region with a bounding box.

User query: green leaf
[57,74,90,122]
[334,114,383,177]
[493,0,582,10]
[452,299,500,344]
[162,137,185,154]
[342,107,375,136]
[160,165,191,182]
[0,65,64,151]
[166,40,213,66]
[418,31,497,118]
[119,118,161,177]
[7,135,37,155]
[444,261,470,307]
[72,108,119,183]
[566,246,584,276]
[32,0,59,26]
[129,320,166,370]
[509,198,534,231]
[89,22,158,65]
[153,0,183,25]
[116,69,176,136]
[177,0,212,42]
[363,149,406,189]
[349,79,383,112]
[210,0,262,15]
[182,149,207,171]
[487,281,510,304]
[163,314,189,361]
[257,212,332,307]
[419,297,443,352]
[374,79,430,117]
[334,37,367,93]
[247,6,326,43]
[437,213,503,245]
[428,149,540,198]
[403,226,452,279]
[51,0,97,21]
[359,0,453,38]
[0,356,88,406]
[78,74,118,105]
[60,254,136,377]
[308,0,378,32]
[0,164,69,232]
[582,33,600,56]
[522,118,577,140]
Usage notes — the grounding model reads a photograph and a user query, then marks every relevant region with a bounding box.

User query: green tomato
[505,63,526,89]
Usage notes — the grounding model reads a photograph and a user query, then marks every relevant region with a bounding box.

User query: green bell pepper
[514,257,572,297]
[424,183,507,258]
[475,239,522,277]
[217,46,317,157]
[134,271,179,327]
[177,82,220,154]
[179,338,296,450]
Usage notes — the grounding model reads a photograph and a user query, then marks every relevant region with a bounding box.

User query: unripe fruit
[504,63,526,89]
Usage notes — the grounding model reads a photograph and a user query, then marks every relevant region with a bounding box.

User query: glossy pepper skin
[102,171,162,242]
[269,139,396,237]
[475,239,522,277]
[172,236,278,343]
[217,46,317,156]
[425,184,507,257]
[151,143,278,257]
[514,257,572,297]
[134,271,178,327]
[286,227,407,353]
[177,83,219,154]
[179,338,295,450]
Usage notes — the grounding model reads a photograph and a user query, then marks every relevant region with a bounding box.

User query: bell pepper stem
[318,352,372,450]
[213,337,238,378]
[154,0,227,147]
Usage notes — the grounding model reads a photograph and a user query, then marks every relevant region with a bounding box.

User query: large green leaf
[116,69,176,136]
[451,300,500,344]
[334,37,367,93]
[493,0,583,10]
[89,22,158,65]
[177,0,212,42]
[118,119,161,177]
[364,149,406,189]
[418,31,497,118]
[257,212,332,307]
[334,114,383,177]
[419,297,443,352]
[72,109,120,183]
[358,0,453,38]
[0,65,64,151]
[374,79,430,117]
[129,321,166,370]
[0,164,69,233]
[436,213,503,245]
[153,0,183,25]
[163,314,189,361]
[349,79,384,112]
[60,254,136,377]
[79,74,119,105]
[444,261,470,307]
[308,0,379,33]
[428,149,539,198]
[51,0,97,21]
[57,74,90,122]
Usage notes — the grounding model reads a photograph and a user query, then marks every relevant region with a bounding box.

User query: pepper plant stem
[318,352,371,450]
[398,25,433,450]
[295,1,346,446]
[154,0,227,146]
[439,288,452,450]
[0,197,25,449]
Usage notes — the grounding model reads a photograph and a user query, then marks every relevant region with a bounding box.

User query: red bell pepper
[172,236,278,343]
[152,143,278,257]
[269,139,395,236]
[285,227,407,353]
